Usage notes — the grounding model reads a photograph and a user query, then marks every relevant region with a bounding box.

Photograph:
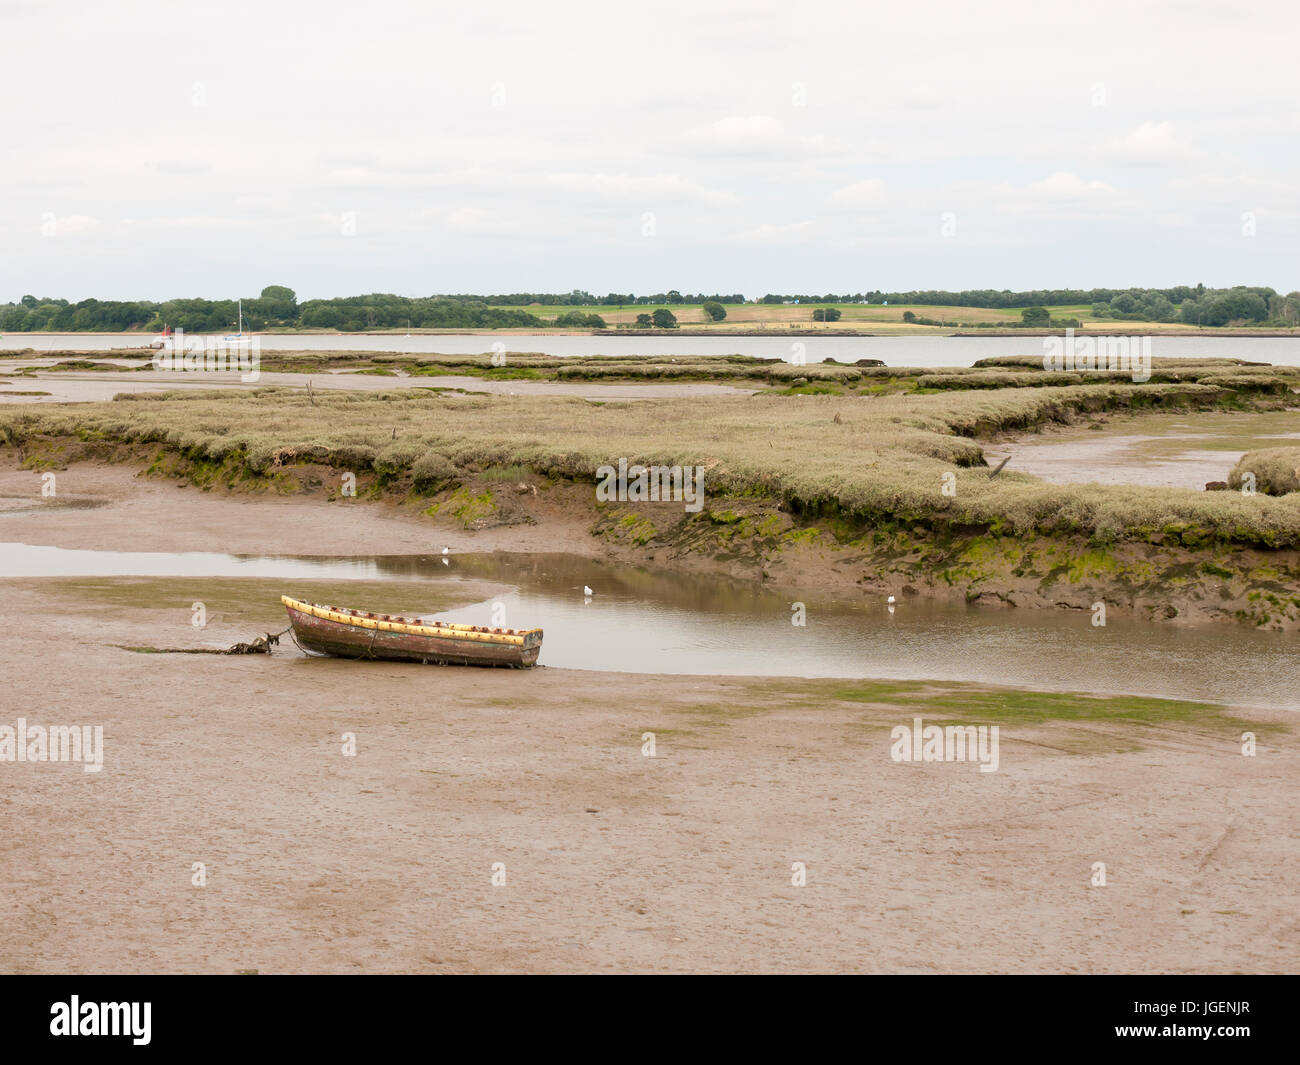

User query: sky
[2,0,1298,301]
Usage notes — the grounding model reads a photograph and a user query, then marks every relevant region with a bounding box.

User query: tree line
[464,291,746,306]
[1087,286,1299,327]
[0,287,701,332]
[3,283,1298,332]
[0,288,546,333]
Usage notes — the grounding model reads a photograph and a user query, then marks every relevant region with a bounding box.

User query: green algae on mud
[659,677,1287,756]
[835,681,1223,725]
[592,494,1300,629]
[828,680,1287,753]
[31,576,504,625]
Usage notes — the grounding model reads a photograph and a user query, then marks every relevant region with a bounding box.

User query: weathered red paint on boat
[283,603,543,668]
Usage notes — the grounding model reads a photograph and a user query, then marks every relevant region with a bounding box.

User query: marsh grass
[4,373,1300,548]
[1229,447,1300,495]
[478,464,535,482]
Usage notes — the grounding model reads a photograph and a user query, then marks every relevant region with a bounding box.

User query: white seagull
[583,585,593,596]
[887,595,896,604]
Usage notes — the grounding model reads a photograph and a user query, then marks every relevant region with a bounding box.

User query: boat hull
[282,598,542,668]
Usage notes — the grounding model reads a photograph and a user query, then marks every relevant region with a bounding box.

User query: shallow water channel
[8,333,1300,367]
[987,410,1300,491]
[3,542,1295,709]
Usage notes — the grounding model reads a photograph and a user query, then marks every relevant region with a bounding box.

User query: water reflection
[0,542,1293,708]
[6,333,1300,368]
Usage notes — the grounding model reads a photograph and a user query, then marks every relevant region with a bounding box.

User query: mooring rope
[120,626,292,656]
[285,625,327,657]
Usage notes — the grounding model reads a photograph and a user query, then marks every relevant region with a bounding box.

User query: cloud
[38,214,99,236]
[417,205,569,240]
[121,215,253,230]
[1105,121,1199,167]
[1166,172,1291,204]
[2,0,1296,294]
[541,172,734,206]
[325,165,415,189]
[831,179,888,210]
[1024,172,1117,199]
[680,116,845,159]
[896,85,945,110]
[728,220,816,246]
[324,166,735,209]
[153,160,215,176]
[444,207,512,234]
[991,172,1120,217]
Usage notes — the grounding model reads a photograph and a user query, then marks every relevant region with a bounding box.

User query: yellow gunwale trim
[281,596,539,647]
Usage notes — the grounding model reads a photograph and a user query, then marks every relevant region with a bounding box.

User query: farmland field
[492,301,1178,332]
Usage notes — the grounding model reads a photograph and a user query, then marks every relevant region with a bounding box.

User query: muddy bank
[0,571,1294,974]
[2,449,1298,631]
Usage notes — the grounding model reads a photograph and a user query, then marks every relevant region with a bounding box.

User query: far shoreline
[5,327,1300,341]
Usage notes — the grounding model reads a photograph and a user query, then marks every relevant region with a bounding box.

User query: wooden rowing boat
[281,596,543,667]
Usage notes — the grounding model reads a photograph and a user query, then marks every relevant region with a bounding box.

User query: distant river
[6,333,1300,368]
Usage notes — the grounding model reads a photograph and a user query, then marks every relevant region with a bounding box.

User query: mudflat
[0,465,1295,973]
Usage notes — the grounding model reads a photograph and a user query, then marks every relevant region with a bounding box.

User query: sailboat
[224,299,251,344]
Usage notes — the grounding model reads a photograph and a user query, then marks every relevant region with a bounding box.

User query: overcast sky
[2,0,1297,301]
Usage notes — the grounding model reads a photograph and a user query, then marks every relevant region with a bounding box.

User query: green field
[492,302,1160,331]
